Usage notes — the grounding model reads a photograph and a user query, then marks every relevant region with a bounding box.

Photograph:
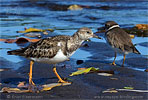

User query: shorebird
[7,27,101,89]
[104,21,140,67]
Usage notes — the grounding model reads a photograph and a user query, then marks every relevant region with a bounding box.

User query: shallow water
[0,0,148,70]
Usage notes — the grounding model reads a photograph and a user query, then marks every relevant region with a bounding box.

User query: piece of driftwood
[90,70,114,74]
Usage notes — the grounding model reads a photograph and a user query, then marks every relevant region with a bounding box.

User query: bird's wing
[106,28,135,52]
[23,35,71,58]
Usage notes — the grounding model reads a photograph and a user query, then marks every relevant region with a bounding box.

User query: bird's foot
[29,77,36,86]
[58,78,71,84]
[28,84,36,92]
[28,80,36,92]
[30,80,36,86]
[110,62,116,66]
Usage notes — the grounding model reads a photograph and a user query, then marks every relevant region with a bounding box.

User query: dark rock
[96,26,148,37]
[37,2,69,11]
[61,65,66,68]
[76,60,84,65]
[99,6,111,10]
[15,38,29,44]
[82,44,89,47]
[123,27,148,37]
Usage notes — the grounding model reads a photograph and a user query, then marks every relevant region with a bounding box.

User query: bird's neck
[64,33,84,57]
[108,25,120,31]
[72,32,84,45]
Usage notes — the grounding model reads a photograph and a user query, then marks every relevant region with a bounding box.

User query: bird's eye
[87,31,90,34]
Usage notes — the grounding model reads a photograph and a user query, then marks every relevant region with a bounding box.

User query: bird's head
[105,21,119,30]
[76,27,101,40]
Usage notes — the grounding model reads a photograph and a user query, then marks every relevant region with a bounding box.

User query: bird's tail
[7,49,24,56]
[133,47,140,54]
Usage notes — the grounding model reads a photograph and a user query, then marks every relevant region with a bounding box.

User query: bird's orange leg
[122,54,126,67]
[53,65,70,83]
[29,61,35,86]
[111,52,117,65]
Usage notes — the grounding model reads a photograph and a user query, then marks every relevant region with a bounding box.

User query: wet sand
[0,42,148,100]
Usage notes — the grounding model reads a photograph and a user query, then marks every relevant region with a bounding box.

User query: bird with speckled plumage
[7,27,101,91]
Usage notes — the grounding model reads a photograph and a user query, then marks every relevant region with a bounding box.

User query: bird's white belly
[30,49,68,64]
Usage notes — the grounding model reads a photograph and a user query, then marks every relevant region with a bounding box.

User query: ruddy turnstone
[7,27,101,89]
[104,21,140,67]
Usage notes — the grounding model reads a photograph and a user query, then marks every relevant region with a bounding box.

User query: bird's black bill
[93,34,102,39]
[98,26,105,30]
